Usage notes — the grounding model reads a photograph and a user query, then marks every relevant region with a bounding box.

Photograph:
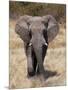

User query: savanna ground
[9,19,66,89]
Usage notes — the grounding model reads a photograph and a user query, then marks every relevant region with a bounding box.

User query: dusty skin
[9,20,66,89]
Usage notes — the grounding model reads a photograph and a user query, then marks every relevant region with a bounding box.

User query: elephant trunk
[34,46,44,73]
[30,36,47,73]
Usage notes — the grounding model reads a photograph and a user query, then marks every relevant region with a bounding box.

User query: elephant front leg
[26,46,35,77]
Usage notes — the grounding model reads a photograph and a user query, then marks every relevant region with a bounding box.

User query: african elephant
[15,15,59,78]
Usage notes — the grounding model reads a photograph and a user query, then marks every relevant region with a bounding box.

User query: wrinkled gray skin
[15,15,59,78]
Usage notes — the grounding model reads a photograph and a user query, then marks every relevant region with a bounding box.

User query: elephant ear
[15,15,32,44]
[43,15,59,42]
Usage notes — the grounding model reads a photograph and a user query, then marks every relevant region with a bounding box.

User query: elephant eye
[45,23,48,28]
[43,29,47,33]
[43,22,48,28]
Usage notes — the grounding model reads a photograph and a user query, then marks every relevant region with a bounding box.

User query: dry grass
[9,20,66,89]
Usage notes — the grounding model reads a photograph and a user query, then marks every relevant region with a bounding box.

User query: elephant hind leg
[42,45,48,61]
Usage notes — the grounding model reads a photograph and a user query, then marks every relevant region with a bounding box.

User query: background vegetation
[9,1,66,23]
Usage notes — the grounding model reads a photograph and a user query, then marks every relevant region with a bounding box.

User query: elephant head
[15,15,59,76]
[15,15,59,44]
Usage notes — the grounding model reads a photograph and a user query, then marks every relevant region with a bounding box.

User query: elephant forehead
[30,22,46,30]
[29,17,42,22]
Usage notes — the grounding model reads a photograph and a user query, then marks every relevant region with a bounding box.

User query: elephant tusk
[44,42,48,46]
[43,38,48,46]
[29,42,32,46]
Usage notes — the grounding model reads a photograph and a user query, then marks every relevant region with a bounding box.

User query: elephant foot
[42,70,57,80]
[27,72,35,78]
[36,70,40,75]
[36,67,40,75]
[27,68,35,78]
